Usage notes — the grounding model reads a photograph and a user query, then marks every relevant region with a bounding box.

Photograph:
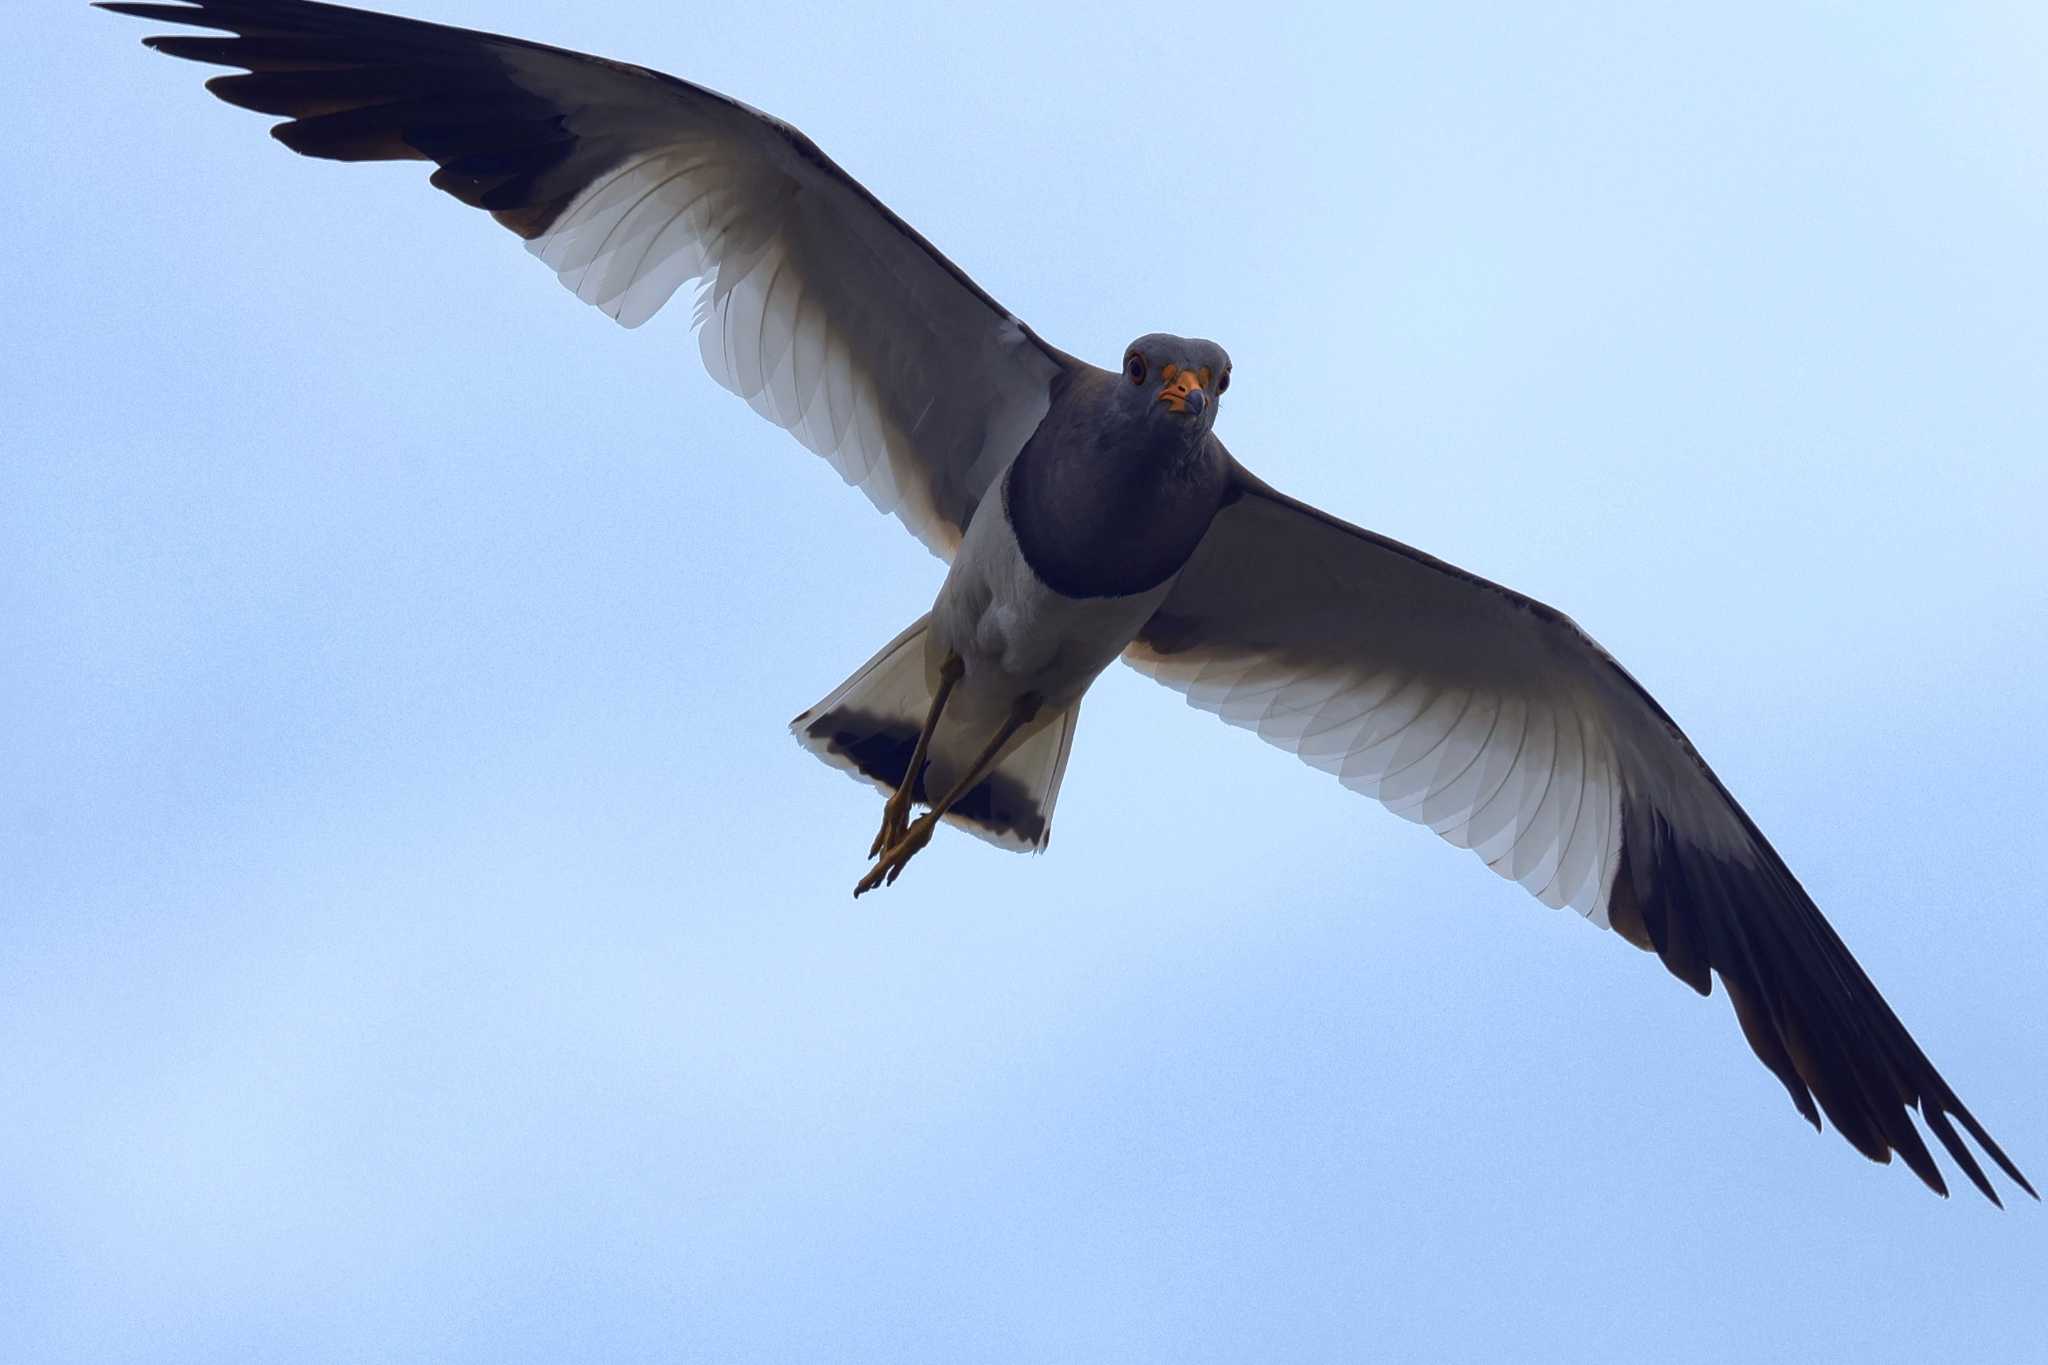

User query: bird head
[1120,334,1232,434]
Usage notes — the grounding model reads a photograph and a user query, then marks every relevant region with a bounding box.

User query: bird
[99,0,2032,1204]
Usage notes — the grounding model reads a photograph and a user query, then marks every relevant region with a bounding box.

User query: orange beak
[1156,363,1208,416]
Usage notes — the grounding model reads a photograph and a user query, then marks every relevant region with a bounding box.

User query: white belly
[928,483,1176,714]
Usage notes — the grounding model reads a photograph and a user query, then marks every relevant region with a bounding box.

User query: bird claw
[868,795,913,860]
[854,817,935,897]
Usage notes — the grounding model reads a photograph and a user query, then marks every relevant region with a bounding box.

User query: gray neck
[1003,367,1231,599]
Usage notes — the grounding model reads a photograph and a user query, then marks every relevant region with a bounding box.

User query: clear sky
[6,2,2045,1361]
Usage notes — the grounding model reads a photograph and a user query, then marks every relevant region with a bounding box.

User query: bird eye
[1216,369,1230,395]
[1126,353,1147,385]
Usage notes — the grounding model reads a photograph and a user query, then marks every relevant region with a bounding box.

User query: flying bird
[101,0,2033,1203]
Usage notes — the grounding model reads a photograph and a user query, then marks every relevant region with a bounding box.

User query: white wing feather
[125,0,1066,557]
[1127,473,1673,925]
[525,128,1060,554]
[1127,460,2033,1202]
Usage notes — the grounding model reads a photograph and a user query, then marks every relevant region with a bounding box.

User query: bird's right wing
[1126,461,2033,1203]
[103,0,1071,556]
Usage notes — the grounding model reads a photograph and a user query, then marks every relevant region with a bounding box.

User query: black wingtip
[1624,796,2034,1206]
[1950,1105,2038,1203]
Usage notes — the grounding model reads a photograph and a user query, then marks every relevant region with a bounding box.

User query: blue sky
[6,2,2045,1360]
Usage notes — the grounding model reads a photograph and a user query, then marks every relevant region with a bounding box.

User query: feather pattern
[101,0,1069,555]
[1129,461,2035,1203]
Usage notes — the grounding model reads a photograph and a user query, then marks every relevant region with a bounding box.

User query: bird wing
[102,0,1070,556]
[1126,459,2034,1203]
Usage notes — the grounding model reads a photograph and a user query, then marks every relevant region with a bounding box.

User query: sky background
[6,2,2046,1360]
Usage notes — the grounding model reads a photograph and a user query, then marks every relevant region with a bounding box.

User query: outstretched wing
[101,0,1070,555]
[1128,461,2034,1203]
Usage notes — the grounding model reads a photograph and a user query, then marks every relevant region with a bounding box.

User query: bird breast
[927,474,1181,712]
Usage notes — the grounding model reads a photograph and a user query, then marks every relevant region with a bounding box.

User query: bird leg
[870,652,966,859]
[855,690,1042,898]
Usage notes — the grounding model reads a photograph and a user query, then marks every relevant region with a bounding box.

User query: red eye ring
[1126,353,1147,385]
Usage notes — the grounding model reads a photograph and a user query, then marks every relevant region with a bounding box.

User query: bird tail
[791,614,1079,852]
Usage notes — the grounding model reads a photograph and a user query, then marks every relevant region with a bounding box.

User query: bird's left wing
[1127,460,2034,1203]
[102,0,1070,555]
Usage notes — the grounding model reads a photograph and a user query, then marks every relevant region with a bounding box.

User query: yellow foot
[853,817,936,898]
[868,793,913,860]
